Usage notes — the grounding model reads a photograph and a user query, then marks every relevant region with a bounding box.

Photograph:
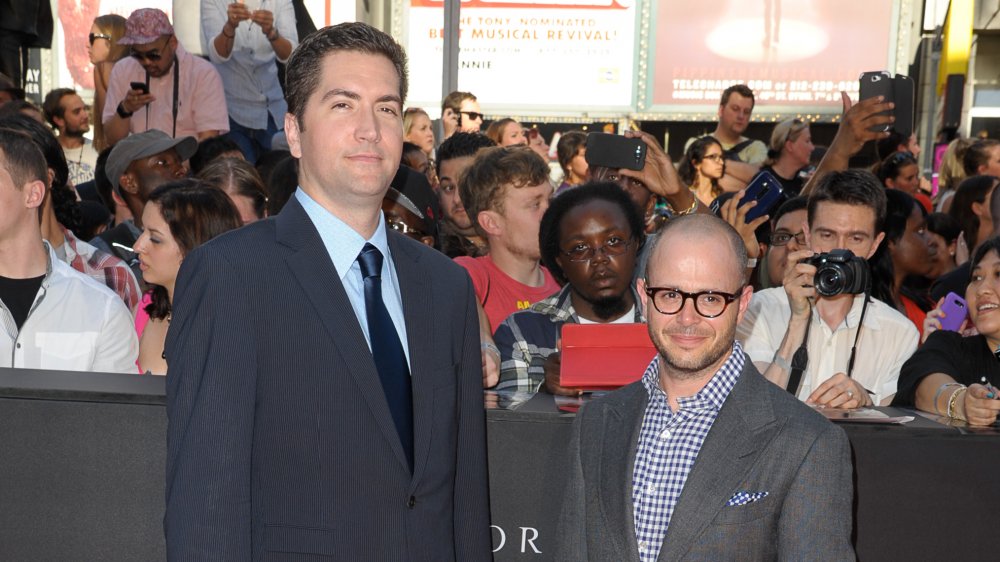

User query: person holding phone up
[892,237,1000,425]
[202,0,297,163]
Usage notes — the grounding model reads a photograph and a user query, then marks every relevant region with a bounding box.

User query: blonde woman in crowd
[88,14,127,151]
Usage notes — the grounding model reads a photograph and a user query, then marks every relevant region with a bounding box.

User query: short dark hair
[964,139,1000,176]
[807,169,887,234]
[926,211,961,245]
[0,114,77,231]
[720,84,755,109]
[556,131,587,177]
[971,235,1000,278]
[144,179,243,320]
[876,129,908,160]
[190,135,243,174]
[442,90,475,114]
[42,88,76,128]
[539,181,645,284]
[285,22,408,130]
[435,131,496,175]
[772,195,808,227]
[401,141,423,165]
[0,127,47,190]
[460,146,550,238]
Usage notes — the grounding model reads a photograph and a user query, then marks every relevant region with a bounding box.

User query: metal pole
[441,0,460,101]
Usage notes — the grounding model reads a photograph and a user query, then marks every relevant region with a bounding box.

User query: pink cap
[118,8,174,45]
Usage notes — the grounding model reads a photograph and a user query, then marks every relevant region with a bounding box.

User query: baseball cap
[118,8,174,45]
[106,129,196,193]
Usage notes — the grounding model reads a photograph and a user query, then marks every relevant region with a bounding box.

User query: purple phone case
[939,292,968,332]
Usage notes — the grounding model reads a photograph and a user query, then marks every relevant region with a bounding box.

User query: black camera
[805,249,870,297]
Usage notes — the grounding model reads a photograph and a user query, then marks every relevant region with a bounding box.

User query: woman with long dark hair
[678,136,725,206]
[134,180,242,374]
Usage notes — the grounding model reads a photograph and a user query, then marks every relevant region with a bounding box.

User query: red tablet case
[560,323,656,390]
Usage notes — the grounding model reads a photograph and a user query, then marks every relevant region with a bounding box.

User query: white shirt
[737,287,918,404]
[0,243,138,373]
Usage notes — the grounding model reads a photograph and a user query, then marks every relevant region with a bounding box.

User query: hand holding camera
[784,247,871,319]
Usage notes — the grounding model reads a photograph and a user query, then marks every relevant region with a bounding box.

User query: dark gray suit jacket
[164,197,492,561]
[557,357,853,561]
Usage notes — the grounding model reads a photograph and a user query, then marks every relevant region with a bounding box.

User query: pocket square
[726,490,769,507]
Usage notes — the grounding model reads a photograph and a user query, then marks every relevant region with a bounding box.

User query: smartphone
[585,132,647,171]
[129,81,149,95]
[859,71,893,133]
[739,171,784,223]
[939,292,968,332]
[892,74,915,138]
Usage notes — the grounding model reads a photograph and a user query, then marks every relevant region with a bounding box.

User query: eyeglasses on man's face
[769,230,807,247]
[460,111,483,122]
[643,286,743,318]
[562,237,634,262]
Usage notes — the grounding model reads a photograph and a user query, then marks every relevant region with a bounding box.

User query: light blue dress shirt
[201,0,298,129]
[295,188,411,367]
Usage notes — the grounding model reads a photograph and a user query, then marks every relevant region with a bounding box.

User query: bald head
[646,214,748,286]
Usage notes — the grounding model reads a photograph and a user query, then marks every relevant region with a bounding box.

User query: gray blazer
[556,357,854,561]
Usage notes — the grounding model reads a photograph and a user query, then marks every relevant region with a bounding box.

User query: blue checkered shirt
[631,342,744,561]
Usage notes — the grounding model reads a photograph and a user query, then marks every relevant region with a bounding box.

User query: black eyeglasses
[562,237,633,262]
[460,111,483,121]
[703,154,724,162]
[130,36,172,62]
[644,286,743,318]
[89,33,111,45]
[769,230,807,247]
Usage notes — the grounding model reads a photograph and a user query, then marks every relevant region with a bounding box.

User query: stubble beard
[650,321,736,381]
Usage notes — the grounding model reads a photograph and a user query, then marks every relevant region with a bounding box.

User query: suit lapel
[386,233,434,483]
[599,383,646,559]
[276,198,411,472]
[657,362,780,561]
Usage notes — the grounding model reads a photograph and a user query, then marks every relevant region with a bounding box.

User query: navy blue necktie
[357,243,414,471]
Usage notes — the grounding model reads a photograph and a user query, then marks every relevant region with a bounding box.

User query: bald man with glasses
[557,213,853,561]
[103,8,228,146]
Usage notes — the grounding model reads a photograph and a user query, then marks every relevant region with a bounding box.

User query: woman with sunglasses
[678,136,726,207]
[88,14,127,151]
[759,118,813,197]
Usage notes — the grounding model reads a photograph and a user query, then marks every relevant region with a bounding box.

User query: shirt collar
[294,188,389,280]
[811,293,882,331]
[641,340,744,412]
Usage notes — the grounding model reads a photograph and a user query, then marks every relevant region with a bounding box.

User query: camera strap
[845,289,871,381]
[786,288,872,396]
[785,320,810,396]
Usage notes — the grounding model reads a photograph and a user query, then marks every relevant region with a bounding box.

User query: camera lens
[816,266,847,297]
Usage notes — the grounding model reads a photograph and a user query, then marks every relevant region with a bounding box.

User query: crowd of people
[2,8,1000,559]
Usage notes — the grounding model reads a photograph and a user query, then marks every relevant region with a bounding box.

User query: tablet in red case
[560,323,656,390]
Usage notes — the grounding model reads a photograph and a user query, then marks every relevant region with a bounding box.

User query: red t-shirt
[455,255,561,333]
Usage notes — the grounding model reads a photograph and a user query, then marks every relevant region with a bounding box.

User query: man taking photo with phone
[737,169,918,408]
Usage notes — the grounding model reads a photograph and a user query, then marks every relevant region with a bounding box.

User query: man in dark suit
[164,23,491,560]
[557,214,853,561]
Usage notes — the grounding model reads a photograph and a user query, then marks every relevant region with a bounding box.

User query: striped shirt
[631,342,744,561]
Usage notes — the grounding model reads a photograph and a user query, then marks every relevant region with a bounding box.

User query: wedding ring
[847,390,854,399]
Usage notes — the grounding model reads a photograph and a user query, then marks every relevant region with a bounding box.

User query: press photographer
[737,170,918,408]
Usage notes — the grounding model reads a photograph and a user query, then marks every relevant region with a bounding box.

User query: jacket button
[407,496,416,509]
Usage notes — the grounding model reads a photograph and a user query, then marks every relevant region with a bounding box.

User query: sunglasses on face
[89,33,111,45]
[130,36,172,62]
[460,111,483,121]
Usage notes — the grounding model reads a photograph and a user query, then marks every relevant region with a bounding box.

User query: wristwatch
[116,101,134,118]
